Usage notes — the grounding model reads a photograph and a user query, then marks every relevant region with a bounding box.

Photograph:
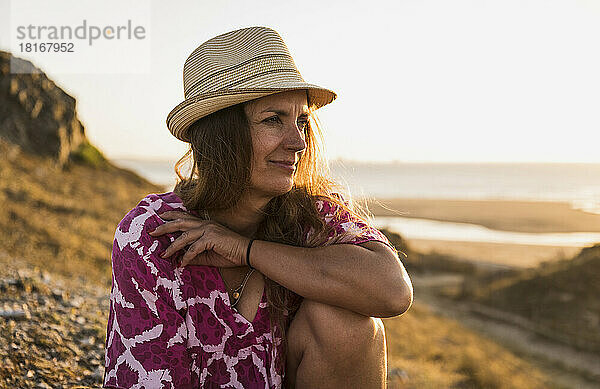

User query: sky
[1,0,600,163]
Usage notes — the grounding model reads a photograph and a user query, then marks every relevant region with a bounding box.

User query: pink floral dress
[103,191,394,388]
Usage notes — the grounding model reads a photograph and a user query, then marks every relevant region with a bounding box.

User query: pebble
[41,271,51,283]
[51,289,66,302]
[0,305,30,320]
[89,366,104,380]
[81,336,96,346]
[69,296,84,308]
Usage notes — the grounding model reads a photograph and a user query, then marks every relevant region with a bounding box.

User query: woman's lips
[269,161,295,171]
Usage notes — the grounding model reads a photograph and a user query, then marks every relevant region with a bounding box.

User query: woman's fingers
[160,229,205,258]
[148,212,247,267]
[150,215,205,236]
[180,239,208,266]
[159,210,196,220]
[150,219,183,236]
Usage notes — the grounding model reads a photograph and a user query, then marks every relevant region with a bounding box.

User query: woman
[103,26,413,389]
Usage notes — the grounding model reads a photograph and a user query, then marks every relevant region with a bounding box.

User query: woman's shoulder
[123,191,186,217]
[312,192,352,220]
[117,191,187,229]
[113,191,188,264]
[307,192,396,248]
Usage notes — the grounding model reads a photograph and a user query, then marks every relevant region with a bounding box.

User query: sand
[361,197,600,268]
[406,239,583,268]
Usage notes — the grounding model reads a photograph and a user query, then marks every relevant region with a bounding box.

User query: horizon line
[107,155,600,165]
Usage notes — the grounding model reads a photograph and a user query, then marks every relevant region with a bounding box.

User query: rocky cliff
[0,51,86,168]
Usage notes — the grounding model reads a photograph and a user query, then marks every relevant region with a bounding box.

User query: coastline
[362,197,600,233]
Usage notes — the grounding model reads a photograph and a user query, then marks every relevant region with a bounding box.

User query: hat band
[184,53,303,98]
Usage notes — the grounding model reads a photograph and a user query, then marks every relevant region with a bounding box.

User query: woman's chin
[271,182,295,196]
[250,182,293,198]
[274,184,294,195]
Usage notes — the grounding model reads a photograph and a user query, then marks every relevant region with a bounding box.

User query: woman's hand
[149,210,251,268]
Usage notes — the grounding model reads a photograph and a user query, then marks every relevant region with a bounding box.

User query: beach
[405,239,581,268]
[363,198,600,233]
[364,197,600,268]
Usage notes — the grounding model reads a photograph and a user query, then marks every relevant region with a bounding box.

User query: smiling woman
[244,90,310,198]
[103,26,412,389]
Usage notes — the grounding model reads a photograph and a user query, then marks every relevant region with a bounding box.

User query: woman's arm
[249,239,413,318]
[152,195,414,318]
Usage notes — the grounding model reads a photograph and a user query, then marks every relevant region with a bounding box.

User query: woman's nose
[284,121,307,152]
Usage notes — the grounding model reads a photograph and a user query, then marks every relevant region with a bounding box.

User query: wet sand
[362,197,600,233]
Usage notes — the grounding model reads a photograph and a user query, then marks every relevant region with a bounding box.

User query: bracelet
[246,239,255,269]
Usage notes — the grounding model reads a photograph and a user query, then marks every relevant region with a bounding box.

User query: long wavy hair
[172,95,397,377]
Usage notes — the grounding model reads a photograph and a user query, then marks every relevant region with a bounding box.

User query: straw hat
[166,26,338,142]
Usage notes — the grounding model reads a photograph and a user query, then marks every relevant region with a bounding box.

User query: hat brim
[166,83,337,142]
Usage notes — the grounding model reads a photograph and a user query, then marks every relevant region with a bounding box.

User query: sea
[111,158,600,247]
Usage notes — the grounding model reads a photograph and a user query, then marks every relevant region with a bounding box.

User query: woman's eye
[264,116,281,124]
[263,116,308,130]
[298,120,309,129]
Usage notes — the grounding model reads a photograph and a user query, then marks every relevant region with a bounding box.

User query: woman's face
[244,90,309,198]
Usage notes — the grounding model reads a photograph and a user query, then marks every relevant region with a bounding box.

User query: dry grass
[383,303,557,388]
[0,138,164,289]
[463,244,600,353]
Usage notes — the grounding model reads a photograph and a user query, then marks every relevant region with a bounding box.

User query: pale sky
[2,0,600,163]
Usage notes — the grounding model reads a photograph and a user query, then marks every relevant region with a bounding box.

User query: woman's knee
[286,299,387,388]
[293,298,386,354]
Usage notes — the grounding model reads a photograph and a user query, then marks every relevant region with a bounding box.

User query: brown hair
[172,97,396,376]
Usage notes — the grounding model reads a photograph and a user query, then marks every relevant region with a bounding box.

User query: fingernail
[160,252,166,258]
